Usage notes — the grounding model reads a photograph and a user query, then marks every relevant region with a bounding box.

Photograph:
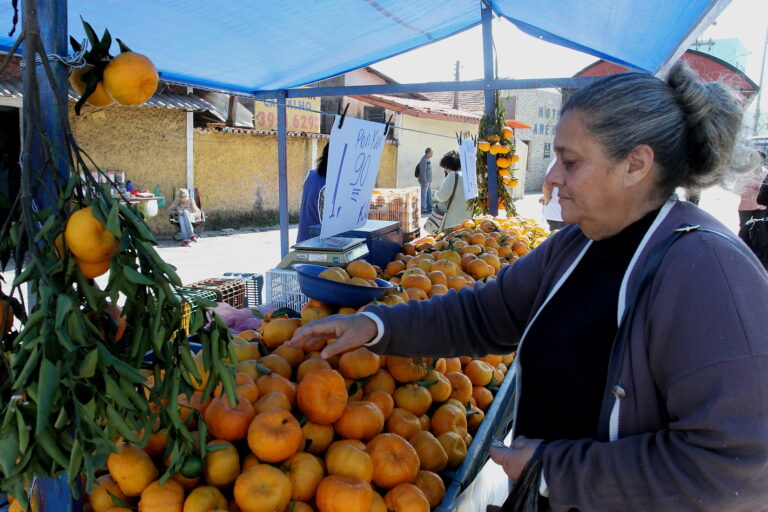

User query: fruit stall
[0,0,723,510]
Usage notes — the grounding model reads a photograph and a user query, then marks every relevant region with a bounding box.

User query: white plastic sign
[459,138,478,200]
[320,116,385,238]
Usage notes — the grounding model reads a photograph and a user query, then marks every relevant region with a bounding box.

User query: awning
[0,0,728,95]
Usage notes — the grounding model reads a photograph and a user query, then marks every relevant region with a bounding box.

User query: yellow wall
[69,104,398,233]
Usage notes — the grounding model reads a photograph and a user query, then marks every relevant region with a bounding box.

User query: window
[364,106,385,123]
[543,142,551,159]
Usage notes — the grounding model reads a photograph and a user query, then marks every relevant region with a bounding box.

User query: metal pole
[481,3,498,216]
[23,1,80,510]
[186,86,195,193]
[753,26,767,136]
[277,89,289,257]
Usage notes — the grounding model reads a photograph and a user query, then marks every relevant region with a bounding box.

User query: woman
[297,144,329,243]
[735,149,767,227]
[287,62,768,511]
[539,159,565,231]
[432,150,472,231]
[167,188,201,247]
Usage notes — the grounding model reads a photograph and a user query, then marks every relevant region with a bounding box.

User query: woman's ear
[623,144,655,187]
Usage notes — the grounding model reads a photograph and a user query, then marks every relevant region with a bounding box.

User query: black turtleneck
[515,209,659,442]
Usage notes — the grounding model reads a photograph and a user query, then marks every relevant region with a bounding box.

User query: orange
[204,440,240,488]
[387,356,428,383]
[401,274,431,294]
[297,357,331,381]
[315,475,373,512]
[365,390,394,420]
[442,358,461,374]
[469,232,487,246]
[386,408,422,440]
[289,503,313,512]
[446,372,473,404]
[76,257,111,278]
[393,384,432,416]
[409,431,448,472]
[233,372,260,403]
[385,260,406,277]
[296,368,348,425]
[234,464,292,512]
[384,483,430,512]
[427,270,447,287]
[65,207,117,263]
[472,386,494,411]
[414,470,446,508]
[258,354,292,379]
[302,421,335,454]
[370,491,387,512]
[431,402,468,438]
[256,373,296,405]
[282,451,324,501]
[346,377,365,401]
[253,390,291,414]
[69,64,114,106]
[0,298,14,334]
[467,259,493,280]
[479,354,503,367]
[437,431,467,469]
[143,427,169,457]
[418,413,431,431]
[347,260,377,281]
[334,401,385,441]
[203,394,256,441]
[137,479,184,512]
[422,370,451,402]
[103,52,159,106]
[364,369,396,395]
[262,318,302,348]
[501,353,515,366]
[366,433,420,489]
[405,287,428,301]
[325,439,374,482]
[467,404,485,433]
[446,275,466,291]
[464,360,494,386]
[338,347,380,379]
[241,453,259,472]
[480,253,501,272]
[89,474,129,512]
[301,301,333,325]
[247,409,303,462]
[273,344,304,367]
[107,443,159,496]
[183,486,227,512]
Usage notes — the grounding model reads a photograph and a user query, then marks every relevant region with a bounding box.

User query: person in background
[167,188,201,247]
[539,159,565,231]
[735,149,767,227]
[297,144,329,243]
[434,150,472,230]
[417,147,433,215]
[286,62,768,511]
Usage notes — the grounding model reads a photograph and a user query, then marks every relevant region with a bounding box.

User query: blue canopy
[0,0,726,94]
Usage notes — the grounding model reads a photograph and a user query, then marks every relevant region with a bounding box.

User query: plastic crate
[172,287,218,334]
[184,278,246,309]
[265,269,309,311]
[369,187,420,234]
[221,272,264,306]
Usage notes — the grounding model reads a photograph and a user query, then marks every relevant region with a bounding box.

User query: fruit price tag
[321,116,385,238]
[459,138,478,200]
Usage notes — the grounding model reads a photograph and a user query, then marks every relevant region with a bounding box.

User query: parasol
[505,120,532,129]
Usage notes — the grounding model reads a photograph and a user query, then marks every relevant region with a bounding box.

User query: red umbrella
[505,119,531,129]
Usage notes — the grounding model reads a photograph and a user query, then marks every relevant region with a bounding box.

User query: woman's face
[547,110,643,239]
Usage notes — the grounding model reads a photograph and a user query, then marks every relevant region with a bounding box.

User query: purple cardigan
[365,199,768,511]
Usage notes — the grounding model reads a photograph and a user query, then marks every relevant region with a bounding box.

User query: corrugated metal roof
[352,94,480,123]
[0,77,221,114]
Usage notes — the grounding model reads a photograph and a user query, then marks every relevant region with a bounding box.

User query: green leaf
[69,36,82,52]
[122,264,155,285]
[55,294,73,328]
[106,202,121,237]
[105,404,140,443]
[0,428,20,475]
[78,349,99,378]
[35,359,60,435]
[100,28,112,54]
[80,17,99,49]
[116,38,132,53]
[15,407,29,453]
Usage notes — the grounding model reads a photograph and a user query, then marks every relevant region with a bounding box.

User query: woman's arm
[167,199,179,215]
[434,172,456,203]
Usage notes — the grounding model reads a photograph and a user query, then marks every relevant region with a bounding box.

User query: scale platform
[276,236,370,269]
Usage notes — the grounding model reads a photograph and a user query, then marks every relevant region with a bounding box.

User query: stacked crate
[368,187,421,243]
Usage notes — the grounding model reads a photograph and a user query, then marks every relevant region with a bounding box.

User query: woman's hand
[489,436,543,482]
[285,314,378,358]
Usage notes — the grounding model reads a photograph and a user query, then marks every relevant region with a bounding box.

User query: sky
[374,0,768,127]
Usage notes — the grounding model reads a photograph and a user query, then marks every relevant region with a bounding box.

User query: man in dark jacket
[417,147,433,215]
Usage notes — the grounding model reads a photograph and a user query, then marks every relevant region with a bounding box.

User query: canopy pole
[277,89,289,257]
[481,2,498,217]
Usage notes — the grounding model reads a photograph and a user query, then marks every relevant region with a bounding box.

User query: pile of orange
[82,294,514,512]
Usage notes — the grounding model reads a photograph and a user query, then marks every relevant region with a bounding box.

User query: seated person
[168,188,201,247]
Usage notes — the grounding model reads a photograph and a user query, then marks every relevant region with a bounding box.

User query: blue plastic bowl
[293,263,393,307]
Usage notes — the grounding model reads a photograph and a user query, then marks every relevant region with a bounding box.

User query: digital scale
[276,236,370,269]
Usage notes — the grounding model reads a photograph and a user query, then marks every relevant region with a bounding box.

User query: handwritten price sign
[320,116,385,238]
[459,138,478,200]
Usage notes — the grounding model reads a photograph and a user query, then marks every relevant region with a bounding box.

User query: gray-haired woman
[287,62,768,511]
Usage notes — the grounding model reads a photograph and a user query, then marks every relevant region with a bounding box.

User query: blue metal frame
[481,2,498,217]
[276,90,290,258]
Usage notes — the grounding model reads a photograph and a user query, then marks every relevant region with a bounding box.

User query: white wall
[396,115,479,189]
